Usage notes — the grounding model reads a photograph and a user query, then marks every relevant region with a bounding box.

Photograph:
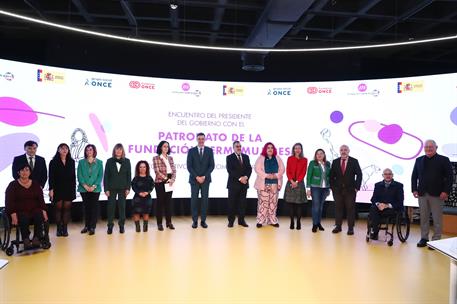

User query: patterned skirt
[283,181,307,204]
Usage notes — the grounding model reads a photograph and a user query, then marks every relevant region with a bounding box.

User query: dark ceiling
[0,0,456,81]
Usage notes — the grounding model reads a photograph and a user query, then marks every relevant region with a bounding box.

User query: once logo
[307,87,318,94]
[358,83,367,92]
[182,83,190,91]
[129,81,141,89]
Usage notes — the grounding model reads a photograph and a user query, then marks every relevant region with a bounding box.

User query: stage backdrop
[1,58,456,207]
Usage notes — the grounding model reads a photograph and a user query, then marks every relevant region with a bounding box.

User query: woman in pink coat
[254,142,285,228]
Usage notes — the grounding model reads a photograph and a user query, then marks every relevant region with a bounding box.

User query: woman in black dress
[131,161,154,232]
[49,143,76,237]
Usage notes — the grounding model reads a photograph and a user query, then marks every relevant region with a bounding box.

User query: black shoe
[56,224,63,237]
[238,221,249,228]
[296,220,301,230]
[81,227,88,234]
[88,229,95,235]
[347,229,354,236]
[192,222,198,229]
[201,222,208,229]
[62,224,69,237]
[370,232,379,240]
[107,226,113,235]
[290,220,295,230]
[228,222,234,228]
[135,221,141,233]
[318,224,325,231]
[23,238,32,250]
[272,223,280,228]
[417,239,428,248]
[312,225,318,233]
[332,226,342,233]
[158,224,164,231]
[119,226,125,234]
[143,221,149,232]
[166,223,175,230]
[256,223,262,228]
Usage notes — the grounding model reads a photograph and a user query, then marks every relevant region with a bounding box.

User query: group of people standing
[4,135,453,250]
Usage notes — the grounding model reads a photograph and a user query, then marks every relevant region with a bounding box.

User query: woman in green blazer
[104,143,131,234]
[78,144,103,235]
[306,149,331,233]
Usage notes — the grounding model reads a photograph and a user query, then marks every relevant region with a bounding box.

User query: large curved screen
[1,58,456,207]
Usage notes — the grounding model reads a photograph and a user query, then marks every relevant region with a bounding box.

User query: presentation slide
[1,58,456,207]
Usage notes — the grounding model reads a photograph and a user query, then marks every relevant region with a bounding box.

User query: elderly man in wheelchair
[367,168,405,243]
[5,163,50,253]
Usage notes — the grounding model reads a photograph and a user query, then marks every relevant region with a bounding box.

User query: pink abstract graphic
[89,113,108,152]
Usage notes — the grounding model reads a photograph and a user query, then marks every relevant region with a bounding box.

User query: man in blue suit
[12,140,48,188]
[187,133,215,228]
[369,168,404,240]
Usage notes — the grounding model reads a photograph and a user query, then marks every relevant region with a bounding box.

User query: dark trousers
[107,189,126,227]
[190,182,210,223]
[369,205,396,234]
[18,211,44,240]
[155,182,173,225]
[227,185,248,224]
[288,203,302,221]
[333,190,356,229]
[81,192,100,229]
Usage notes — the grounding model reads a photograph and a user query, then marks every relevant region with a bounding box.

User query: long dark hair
[313,148,327,163]
[52,143,73,162]
[135,160,151,177]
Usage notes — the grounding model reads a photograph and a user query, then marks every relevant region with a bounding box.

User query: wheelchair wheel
[396,212,410,242]
[41,241,51,250]
[387,240,393,246]
[0,210,10,251]
[5,246,14,256]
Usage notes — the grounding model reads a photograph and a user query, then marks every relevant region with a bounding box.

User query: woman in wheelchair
[368,168,404,240]
[5,163,49,250]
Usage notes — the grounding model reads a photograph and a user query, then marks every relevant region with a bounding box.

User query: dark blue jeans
[311,187,330,225]
[190,182,210,223]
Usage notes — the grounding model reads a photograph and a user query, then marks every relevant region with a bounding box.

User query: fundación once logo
[267,88,292,96]
[1,72,14,81]
[129,80,155,90]
[307,86,332,94]
[85,77,113,88]
[397,81,424,93]
[37,69,65,83]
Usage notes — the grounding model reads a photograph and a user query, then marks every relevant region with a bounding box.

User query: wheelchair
[366,208,410,246]
[0,208,51,256]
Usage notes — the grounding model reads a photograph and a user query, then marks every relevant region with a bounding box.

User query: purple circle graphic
[330,111,344,123]
[358,83,367,92]
[378,124,403,144]
[451,107,457,126]
[182,83,190,91]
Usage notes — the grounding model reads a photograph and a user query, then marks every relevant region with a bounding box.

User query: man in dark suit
[12,140,47,188]
[187,133,215,228]
[329,145,362,235]
[411,139,453,248]
[226,141,252,228]
[368,168,404,240]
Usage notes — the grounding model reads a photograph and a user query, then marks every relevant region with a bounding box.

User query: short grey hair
[424,139,437,147]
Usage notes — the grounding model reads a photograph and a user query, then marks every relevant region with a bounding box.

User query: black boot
[290,218,295,230]
[62,224,69,237]
[135,221,141,233]
[312,225,318,233]
[119,225,125,234]
[296,218,301,230]
[56,223,63,237]
[107,224,113,235]
[143,221,148,232]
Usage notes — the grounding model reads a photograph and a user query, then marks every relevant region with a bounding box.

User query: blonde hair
[112,143,126,158]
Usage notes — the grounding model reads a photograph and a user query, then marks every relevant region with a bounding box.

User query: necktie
[341,158,346,174]
[29,156,34,171]
[237,154,243,166]
[199,147,203,159]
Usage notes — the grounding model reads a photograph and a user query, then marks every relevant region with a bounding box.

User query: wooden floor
[0,217,451,304]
